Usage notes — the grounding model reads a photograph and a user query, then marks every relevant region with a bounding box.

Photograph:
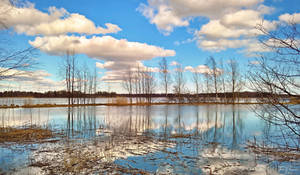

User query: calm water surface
[0,97,259,106]
[0,104,299,174]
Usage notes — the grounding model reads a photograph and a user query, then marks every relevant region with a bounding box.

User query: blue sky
[0,0,299,92]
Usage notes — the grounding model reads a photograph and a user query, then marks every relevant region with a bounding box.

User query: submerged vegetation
[247,142,300,162]
[29,135,173,174]
[0,126,55,143]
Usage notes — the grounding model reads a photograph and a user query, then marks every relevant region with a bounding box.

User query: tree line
[121,56,245,104]
[0,90,117,98]
[0,90,288,99]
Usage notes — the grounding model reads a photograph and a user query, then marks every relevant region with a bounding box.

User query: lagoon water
[0,104,299,174]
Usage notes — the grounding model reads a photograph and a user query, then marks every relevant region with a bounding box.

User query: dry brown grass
[0,127,54,143]
[170,133,194,138]
[113,97,128,105]
[247,143,300,161]
[289,97,300,104]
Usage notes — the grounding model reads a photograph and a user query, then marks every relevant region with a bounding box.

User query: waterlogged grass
[247,142,300,161]
[29,135,175,174]
[170,133,195,138]
[0,127,54,143]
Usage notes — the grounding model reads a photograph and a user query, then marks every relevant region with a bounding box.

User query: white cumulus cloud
[138,0,264,34]
[97,61,159,82]
[29,35,175,61]
[138,0,281,55]
[0,0,121,35]
[279,13,300,24]
[29,35,174,82]
[137,3,189,35]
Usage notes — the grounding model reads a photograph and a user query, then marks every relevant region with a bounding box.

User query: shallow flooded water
[0,104,299,174]
[0,97,259,106]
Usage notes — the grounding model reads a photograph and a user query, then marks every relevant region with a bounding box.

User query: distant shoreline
[0,101,292,109]
[0,91,296,99]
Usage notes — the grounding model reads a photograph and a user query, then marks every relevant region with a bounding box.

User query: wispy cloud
[0,68,64,91]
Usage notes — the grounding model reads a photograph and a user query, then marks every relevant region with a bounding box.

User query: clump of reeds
[113,97,128,105]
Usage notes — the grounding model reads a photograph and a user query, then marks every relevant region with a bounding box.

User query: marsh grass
[170,133,194,138]
[289,97,300,104]
[247,142,300,161]
[113,97,128,105]
[29,134,175,174]
[0,126,54,143]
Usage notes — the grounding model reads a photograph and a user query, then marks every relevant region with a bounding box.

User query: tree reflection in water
[0,105,299,174]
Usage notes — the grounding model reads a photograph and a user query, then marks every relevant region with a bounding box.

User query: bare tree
[173,63,185,102]
[75,68,83,104]
[203,72,211,92]
[159,58,172,96]
[207,56,220,101]
[249,21,300,147]
[0,0,36,81]
[192,70,201,102]
[82,63,90,104]
[136,65,143,103]
[88,69,94,104]
[122,68,133,104]
[92,68,98,104]
[133,66,141,103]
[228,59,243,103]
[219,58,227,102]
[71,54,76,104]
[143,68,156,103]
[59,51,76,105]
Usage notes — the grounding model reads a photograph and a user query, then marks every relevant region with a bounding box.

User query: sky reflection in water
[0,104,299,174]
